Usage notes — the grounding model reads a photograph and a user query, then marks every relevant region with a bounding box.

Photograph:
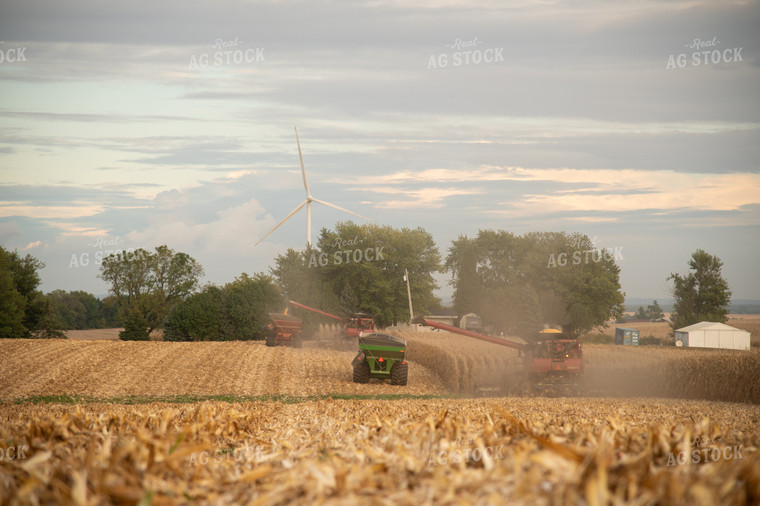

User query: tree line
[0,246,119,338]
[0,228,732,341]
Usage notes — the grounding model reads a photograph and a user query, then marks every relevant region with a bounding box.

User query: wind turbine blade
[295,126,311,198]
[255,200,307,246]
[311,198,375,222]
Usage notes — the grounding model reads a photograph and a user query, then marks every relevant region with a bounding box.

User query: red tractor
[412,316,583,394]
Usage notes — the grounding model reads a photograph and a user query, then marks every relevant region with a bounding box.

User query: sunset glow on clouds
[1,0,758,300]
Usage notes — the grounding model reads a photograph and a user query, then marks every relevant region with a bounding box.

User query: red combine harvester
[265,313,303,348]
[412,316,584,394]
[288,300,375,340]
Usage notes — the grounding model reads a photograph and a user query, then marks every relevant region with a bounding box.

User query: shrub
[579,332,613,345]
[639,335,662,346]
[164,274,282,341]
[120,309,150,341]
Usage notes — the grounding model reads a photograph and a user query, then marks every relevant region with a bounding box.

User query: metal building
[674,321,750,351]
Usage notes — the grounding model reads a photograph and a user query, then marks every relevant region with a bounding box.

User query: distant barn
[674,321,750,351]
[426,309,458,327]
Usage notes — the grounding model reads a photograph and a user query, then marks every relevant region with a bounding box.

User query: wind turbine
[255,127,374,247]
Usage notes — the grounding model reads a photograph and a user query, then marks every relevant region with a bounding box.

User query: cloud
[507,171,760,215]
[344,165,760,217]
[0,221,23,242]
[124,198,274,257]
[361,186,484,209]
[1,0,758,300]
[0,203,106,220]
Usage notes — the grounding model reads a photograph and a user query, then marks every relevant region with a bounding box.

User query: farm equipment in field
[265,313,303,348]
[412,316,583,394]
[529,329,583,391]
[288,300,375,340]
[351,333,408,385]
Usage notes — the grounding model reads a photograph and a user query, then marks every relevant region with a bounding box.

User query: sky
[1,0,759,304]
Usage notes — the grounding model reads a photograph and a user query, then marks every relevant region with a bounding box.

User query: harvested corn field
[4,335,760,403]
[396,329,760,403]
[1,398,758,505]
[0,339,447,400]
[3,335,760,504]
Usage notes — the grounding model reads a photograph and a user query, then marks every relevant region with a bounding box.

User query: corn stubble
[1,398,758,505]
[2,331,760,504]
[0,339,448,399]
[398,330,760,403]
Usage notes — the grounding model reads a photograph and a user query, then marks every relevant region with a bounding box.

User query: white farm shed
[674,321,750,351]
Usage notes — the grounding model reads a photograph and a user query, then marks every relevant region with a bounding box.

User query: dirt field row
[0,339,447,401]
[1,397,758,504]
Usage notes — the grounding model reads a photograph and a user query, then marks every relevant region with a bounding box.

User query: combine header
[412,316,583,394]
[288,300,375,340]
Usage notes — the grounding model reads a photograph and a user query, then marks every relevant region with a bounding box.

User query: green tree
[99,246,204,334]
[0,247,26,339]
[513,283,544,338]
[635,306,649,320]
[270,247,339,334]
[318,222,441,326]
[120,308,150,341]
[47,290,105,329]
[222,273,282,340]
[444,231,624,336]
[273,222,442,328]
[148,245,206,328]
[445,236,482,317]
[538,290,572,329]
[164,285,224,341]
[164,274,282,341]
[669,249,731,330]
[0,246,49,338]
[100,295,122,327]
[647,300,664,321]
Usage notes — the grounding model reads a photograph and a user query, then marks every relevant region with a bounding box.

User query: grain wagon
[351,333,408,385]
[265,313,303,348]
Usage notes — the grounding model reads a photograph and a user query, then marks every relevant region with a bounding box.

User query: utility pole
[404,269,414,323]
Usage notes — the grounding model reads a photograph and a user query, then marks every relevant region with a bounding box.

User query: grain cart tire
[353,360,370,383]
[265,334,276,347]
[390,362,408,386]
[294,335,303,348]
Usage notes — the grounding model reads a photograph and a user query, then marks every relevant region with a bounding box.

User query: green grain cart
[350,333,408,385]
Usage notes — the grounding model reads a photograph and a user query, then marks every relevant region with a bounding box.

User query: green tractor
[351,333,408,385]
